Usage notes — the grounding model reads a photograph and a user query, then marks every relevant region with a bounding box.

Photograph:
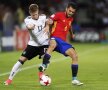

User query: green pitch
[0,43,108,90]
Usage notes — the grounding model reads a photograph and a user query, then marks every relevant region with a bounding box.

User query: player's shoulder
[24,16,32,21]
[39,14,46,18]
[52,12,64,17]
[25,16,32,20]
[55,12,64,15]
[50,12,63,18]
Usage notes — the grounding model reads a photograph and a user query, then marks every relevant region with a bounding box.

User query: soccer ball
[39,74,51,86]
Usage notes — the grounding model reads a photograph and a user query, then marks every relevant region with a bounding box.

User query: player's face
[30,11,39,20]
[66,7,76,18]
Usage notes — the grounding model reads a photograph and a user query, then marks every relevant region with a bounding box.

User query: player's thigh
[21,45,38,60]
[65,48,78,59]
[47,39,57,54]
[49,39,57,48]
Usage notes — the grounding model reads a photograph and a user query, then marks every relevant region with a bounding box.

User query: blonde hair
[29,4,39,13]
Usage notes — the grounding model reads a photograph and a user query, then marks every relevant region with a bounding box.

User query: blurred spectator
[14,6,25,30]
[0,0,108,43]
[2,6,15,36]
[0,4,4,32]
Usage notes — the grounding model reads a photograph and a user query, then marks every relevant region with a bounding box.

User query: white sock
[9,61,23,80]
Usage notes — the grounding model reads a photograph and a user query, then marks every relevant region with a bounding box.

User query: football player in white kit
[4,4,50,85]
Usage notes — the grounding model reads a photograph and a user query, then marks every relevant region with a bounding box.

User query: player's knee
[72,54,78,61]
[19,56,27,64]
[18,60,25,65]
[74,54,78,60]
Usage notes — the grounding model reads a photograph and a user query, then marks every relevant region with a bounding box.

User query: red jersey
[50,12,73,41]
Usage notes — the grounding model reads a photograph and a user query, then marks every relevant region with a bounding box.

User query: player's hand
[44,26,49,34]
[26,24,35,30]
[46,19,53,25]
[72,34,75,39]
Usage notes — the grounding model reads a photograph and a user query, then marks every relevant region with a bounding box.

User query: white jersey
[24,15,49,46]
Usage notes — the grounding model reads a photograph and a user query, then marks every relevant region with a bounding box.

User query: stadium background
[0,1,108,90]
[0,0,108,52]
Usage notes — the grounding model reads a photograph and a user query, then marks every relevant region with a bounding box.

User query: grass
[0,43,108,90]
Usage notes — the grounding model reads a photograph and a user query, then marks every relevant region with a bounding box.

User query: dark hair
[67,2,77,9]
[29,4,39,13]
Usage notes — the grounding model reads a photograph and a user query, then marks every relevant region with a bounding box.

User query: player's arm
[26,24,35,30]
[66,26,75,43]
[43,18,53,32]
[46,18,54,25]
[70,26,75,39]
[43,19,51,38]
[46,12,60,25]
[44,13,59,31]
[24,18,35,30]
[66,30,71,43]
[44,18,53,34]
[43,13,59,34]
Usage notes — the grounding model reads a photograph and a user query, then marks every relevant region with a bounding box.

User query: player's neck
[31,16,39,20]
[65,12,69,18]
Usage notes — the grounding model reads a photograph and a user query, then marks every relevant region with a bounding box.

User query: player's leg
[9,56,27,80]
[38,39,57,72]
[46,39,57,55]
[65,48,83,85]
[4,45,38,85]
[4,56,27,85]
[65,48,78,79]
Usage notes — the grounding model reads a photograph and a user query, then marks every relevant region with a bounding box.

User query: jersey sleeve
[24,17,33,26]
[50,12,60,21]
[40,14,46,19]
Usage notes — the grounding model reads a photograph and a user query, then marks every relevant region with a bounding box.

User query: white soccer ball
[40,75,51,86]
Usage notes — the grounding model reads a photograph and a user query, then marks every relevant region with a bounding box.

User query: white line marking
[0,57,67,77]
[0,46,107,77]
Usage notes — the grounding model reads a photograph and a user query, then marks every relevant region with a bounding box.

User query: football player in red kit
[39,2,83,85]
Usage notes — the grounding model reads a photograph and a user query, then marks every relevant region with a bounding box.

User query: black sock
[71,64,78,80]
[43,54,51,67]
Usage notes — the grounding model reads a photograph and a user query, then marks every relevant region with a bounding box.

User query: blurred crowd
[0,0,108,39]
[0,0,108,52]
[0,0,72,33]
[77,0,108,29]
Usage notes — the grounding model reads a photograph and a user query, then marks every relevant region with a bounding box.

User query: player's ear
[29,11,30,14]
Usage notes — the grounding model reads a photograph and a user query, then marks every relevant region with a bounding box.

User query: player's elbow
[26,24,35,30]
